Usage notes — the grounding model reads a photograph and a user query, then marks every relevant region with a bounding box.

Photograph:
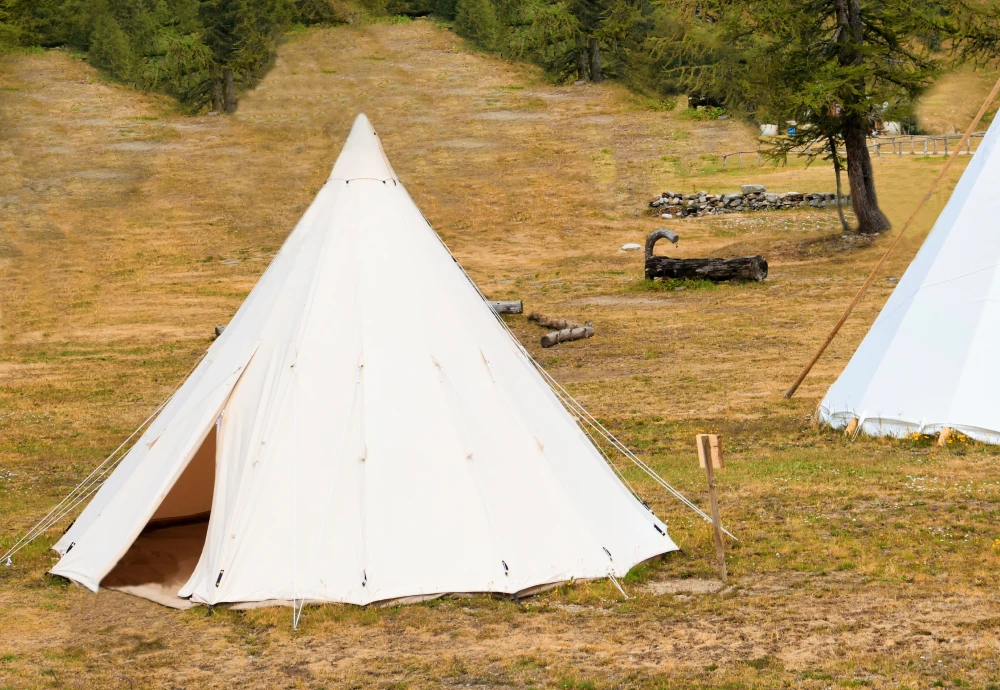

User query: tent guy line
[1,348,212,566]
[416,189,737,540]
[5,115,684,609]
[818,85,1000,444]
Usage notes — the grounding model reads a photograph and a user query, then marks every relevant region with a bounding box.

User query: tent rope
[784,72,1000,399]
[2,350,210,565]
[422,222,737,540]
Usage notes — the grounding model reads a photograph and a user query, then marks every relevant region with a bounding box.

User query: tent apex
[329,113,399,182]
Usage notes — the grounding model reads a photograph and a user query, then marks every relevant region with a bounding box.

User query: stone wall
[649,184,851,218]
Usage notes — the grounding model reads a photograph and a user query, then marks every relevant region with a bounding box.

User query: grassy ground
[3,20,1000,689]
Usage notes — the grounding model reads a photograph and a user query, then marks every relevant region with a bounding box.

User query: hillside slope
[2,21,998,690]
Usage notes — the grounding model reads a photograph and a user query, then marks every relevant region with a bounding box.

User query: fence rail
[720,132,986,169]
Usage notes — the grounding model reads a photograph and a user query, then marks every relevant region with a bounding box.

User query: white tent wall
[49,353,256,590]
[49,114,678,607]
[818,115,1000,442]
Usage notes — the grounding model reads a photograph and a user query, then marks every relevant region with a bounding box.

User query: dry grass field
[3,19,1000,689]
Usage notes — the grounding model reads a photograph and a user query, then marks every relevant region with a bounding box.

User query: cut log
[528,313,582,330]
[645,255,768,282]
[489,300,523,314]
[541,324,594,348]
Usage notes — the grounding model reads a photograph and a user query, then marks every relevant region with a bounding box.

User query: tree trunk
[843,114,890,234]
[576,34,589,81]
[211,77,224,113]
[223,68,237,113]
[645,256,768,282]
[589,38,603,83]
[829,135,850,233]
[835,0,890,235]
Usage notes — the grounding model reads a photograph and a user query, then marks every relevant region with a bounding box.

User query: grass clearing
[2,18,999,689]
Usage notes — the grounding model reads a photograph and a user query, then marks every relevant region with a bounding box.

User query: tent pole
[783,73,1000,399]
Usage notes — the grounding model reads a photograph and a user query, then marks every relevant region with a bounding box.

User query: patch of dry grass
[3,22,1000,689]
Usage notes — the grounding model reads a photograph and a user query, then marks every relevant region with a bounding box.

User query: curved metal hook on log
[645,228,680,261]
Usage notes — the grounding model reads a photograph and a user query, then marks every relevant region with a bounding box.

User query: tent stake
[845,418,859,437]
[699,435,727,584]
[937,427,952,447]
[783,73,1000,399]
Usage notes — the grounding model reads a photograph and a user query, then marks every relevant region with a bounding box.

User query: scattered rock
[887,277,899,284]
[214,324,226,337]
[620,243,642,252]
[741,184,766,194]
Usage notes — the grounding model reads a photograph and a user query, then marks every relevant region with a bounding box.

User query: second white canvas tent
[45,114,679,608]
[819,115,1000,443]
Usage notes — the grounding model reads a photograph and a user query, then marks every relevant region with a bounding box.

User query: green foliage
[455,0,500,50]
[652,0,1000,158]
[0,0,19,56]
[2,0,347,110]
[88,13,135,78]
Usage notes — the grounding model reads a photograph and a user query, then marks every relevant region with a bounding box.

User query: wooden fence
[720,132,986,169]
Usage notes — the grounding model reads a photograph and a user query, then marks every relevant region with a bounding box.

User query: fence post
[944,136,949,155]
[722,154,727,170]
[738,152,743,168]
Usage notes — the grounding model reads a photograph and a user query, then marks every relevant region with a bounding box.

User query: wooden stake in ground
[698,434,727,583]
[937,426,952,447]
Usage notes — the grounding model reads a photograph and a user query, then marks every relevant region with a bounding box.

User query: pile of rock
[649,184,851,218]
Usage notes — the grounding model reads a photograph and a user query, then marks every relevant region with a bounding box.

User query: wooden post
[845,418,859,437]
[697,433,724,469]
[699,435,727,583]
[738,152,743,168]
[937,426,952,446]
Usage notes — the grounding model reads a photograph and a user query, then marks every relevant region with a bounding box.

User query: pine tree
[653,0,1000,234]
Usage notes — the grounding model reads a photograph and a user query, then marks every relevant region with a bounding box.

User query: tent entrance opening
[102,428,217,608]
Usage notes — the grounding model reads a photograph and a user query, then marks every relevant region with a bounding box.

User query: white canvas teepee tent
[819,116,1000,443]
[45,114,678,608]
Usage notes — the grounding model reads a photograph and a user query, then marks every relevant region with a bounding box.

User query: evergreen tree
[0,0,20,55]
[455,0,501,50]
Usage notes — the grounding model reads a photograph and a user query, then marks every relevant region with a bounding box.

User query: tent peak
[329,114,399,182]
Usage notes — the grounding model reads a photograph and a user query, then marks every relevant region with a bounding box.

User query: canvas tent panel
[50,351,256,591]
[50,114,678,607]
[819,114,1000,442]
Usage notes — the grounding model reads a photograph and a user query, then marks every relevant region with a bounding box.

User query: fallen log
[528,313,582,330]
[489,300,523,314]
[645,255,768,282]
[541,324,594,348]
